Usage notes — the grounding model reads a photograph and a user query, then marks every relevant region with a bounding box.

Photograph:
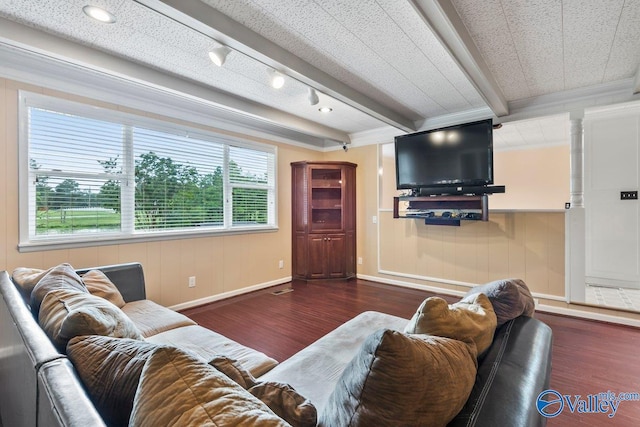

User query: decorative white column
[566,110,585,304]
[569,112,584,208]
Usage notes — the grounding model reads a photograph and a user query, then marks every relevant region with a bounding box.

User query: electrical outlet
[358,257,363,265]
[278,260,284,269]
[534,298,539,308]
[372,215,377,224]
[188,276,196,288]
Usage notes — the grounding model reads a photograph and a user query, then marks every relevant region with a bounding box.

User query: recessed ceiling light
[319,106,333,113]
[271,71,285,89]
[209,46,231,67]
[83,5,116,23]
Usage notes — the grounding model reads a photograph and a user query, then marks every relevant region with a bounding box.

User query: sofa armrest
[76,262,146,302]
[448,316,553,427]
[37,359,106,427]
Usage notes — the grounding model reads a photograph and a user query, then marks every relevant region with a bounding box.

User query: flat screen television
[394,119,493,192]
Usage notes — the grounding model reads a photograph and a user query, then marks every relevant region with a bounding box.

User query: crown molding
[504,78,640,123]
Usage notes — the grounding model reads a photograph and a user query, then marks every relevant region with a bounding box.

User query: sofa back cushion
[67,335,160,427]
[129,346,289,427]
[321,329,477,427]
[404,293,497,355]
[39,288,143,351]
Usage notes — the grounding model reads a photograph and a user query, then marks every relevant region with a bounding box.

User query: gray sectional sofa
[0,262,553,426]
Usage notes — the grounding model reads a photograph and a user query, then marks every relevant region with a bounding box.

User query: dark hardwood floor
[181,279,640,426]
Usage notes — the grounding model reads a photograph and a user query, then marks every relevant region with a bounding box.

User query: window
[19,92,277,250]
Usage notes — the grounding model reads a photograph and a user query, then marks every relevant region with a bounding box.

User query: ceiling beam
[410,0,509,117]
[137,0,416,132]
[0,17,349,146]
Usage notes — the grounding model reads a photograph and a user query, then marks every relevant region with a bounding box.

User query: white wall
[584,102,640,289]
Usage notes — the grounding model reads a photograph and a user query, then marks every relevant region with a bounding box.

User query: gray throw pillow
[30,263,87,317]
[465,278,535,326]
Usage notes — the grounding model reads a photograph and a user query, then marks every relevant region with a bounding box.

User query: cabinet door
[307,235,327,279]
[325,234,346,278]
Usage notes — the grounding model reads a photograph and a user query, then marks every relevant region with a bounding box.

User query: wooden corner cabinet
[291,161,357,280]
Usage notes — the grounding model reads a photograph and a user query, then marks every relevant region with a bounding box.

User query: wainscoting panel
[378,210,565,296]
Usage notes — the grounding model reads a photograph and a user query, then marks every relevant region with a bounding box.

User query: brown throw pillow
[30,263,87,317]
[404,293,497,355]
[209,355,257,389]
[321,329,477,427]
[11,267,52,295]
[209,355,317,427]
[67,336,161,427]
[82,269,126,308]
[465,278,535,326]
[39,288,143,351]
[129,347,289,427]
[249,382,317,427]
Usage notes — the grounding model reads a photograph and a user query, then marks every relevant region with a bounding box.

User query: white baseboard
[168,276,292,311]
[535,304,640,328]
[358,273,639,327]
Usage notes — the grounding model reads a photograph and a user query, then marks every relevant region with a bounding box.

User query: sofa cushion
[11,267,52,295]
[120,299,196,337]
[147,324,278,377]
[30,263,88,317]
[404,293,497,355]
[66,335,160,427]
[259,311,408,413]
[321,329,477,427]
[39,288,143,351]
[81,269,126,308]
[248,381,317,427]
[129,346,289,427]
[465,278,535,326]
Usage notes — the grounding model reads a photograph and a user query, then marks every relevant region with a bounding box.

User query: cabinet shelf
[393,195,488,226]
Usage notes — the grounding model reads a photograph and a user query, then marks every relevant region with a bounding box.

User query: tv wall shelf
[393,195,489,226]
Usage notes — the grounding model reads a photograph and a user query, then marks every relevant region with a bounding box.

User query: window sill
[18,226,279,253]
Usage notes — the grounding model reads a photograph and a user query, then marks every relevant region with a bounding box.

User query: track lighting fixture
[342,142,348,152]
[271,70,285,89]
[208,45,231,67]
[308,88,319,105]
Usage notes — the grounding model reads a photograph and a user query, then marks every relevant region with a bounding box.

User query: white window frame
[18,91,278,252]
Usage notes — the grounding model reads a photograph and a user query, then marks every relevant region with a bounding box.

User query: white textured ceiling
[0,0,638,149]
[452,0,640,101]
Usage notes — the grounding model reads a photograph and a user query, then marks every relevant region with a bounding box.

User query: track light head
[209,46,231,67]
[342,142,348,152]
[308,88,319,105]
